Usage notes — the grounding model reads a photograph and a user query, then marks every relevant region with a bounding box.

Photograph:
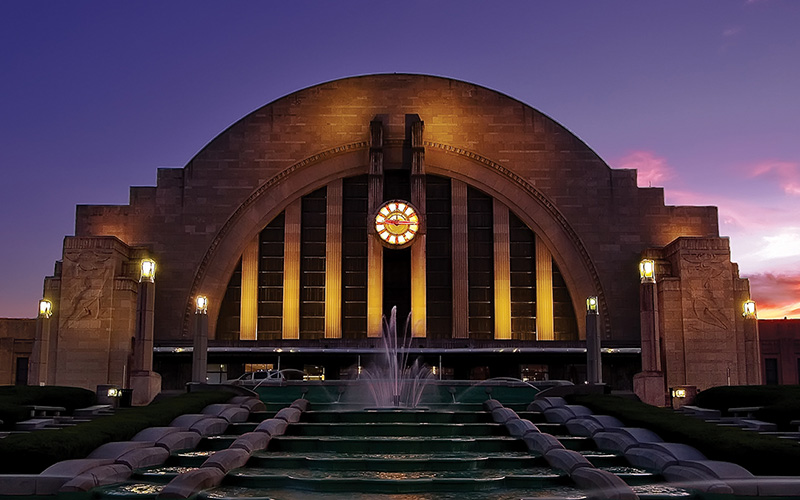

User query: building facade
[24,74,761,403]
[759,319,800,385]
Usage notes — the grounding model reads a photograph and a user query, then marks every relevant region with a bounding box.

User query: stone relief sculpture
[682,252,730,332]
[63,250,114,329]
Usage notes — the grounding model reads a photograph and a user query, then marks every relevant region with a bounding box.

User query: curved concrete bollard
[624,446,678,472]
[116,446,170,469]
[290,399,310,412]
[505,418,539,438]
[88,441,155,460]
[660,465,735,494]
[201,448,251,473]
[592,431,639,453]
[274,407,302,423]
[189,417,229,436]
[543,405,593,424]
[255,418,288,436]
[159,467,226,499]
[230,432,271,454]
[491,407,519,424]
[230,395,267,412]
[59,463,132,492]
[203,404,249,423]
[639,442,706,461]
[569,467,638,500]
[483,399,504,412]
[36,459,116,495]
[156,431,202,453]
[523,432,565,455]
[544,448,594,474]
[132,427,186,442]
[527,396,567,412]
[565,415,624,437]
[169,414,207,429]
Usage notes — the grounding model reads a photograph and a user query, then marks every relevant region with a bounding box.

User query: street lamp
[38,299,52,318]
[586,296,599,315]
[743,300,756,318]
[639,259,655,283]
[140,259,156,283]
[196,295,208,314]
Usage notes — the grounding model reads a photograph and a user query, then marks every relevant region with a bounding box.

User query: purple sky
[2,1,799,319]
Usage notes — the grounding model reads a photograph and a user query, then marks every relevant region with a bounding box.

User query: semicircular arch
[184,141,608,339]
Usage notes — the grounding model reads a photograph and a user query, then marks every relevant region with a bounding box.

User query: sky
[1,1,799,319]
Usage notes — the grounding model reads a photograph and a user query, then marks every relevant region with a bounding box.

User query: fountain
[356,306,435,409]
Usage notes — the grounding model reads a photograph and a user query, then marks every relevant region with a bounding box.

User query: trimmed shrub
[694,385,800,431]
[0,390,231,473]
[569,394,800,476]
[0,385,96,429]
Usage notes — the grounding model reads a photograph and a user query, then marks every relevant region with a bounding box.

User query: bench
[678,405,721,420]
[16,418,56,431]
[73,405,114,418]
[728,406,763,418]
[23,405,66,418]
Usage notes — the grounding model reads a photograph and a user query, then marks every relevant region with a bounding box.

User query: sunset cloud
[749,272,800,319]
[616,151,675,188]
[748,160,800,196]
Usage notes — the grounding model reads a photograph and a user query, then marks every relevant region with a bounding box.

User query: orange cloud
[616,151,675,188]
[749,272,800,319]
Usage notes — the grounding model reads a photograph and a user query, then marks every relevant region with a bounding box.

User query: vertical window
[425,175,452,339]
[300,187,327,338]
[765,358,779,385]
[467,187,494,339]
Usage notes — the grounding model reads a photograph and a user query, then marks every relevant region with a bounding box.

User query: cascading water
[357,306,435,408]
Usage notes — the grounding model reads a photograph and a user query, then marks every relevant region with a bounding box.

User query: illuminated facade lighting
[196,295,208,314]
[38,299,52,319]
[639,259,655,283]
[140,259,156,283]
[743,300,756,318]
[586,296,598,315]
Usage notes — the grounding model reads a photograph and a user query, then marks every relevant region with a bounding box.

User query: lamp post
[29,299,53,385]
[130,258,161,405]
[634,258,666,406]
[742,299,762,384]
[586,296,602,384]
[192,296,209,383]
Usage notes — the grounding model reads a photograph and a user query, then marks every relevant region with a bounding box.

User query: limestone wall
[68,75,720,342]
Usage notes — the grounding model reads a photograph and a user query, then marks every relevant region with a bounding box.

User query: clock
[374,200,420,248]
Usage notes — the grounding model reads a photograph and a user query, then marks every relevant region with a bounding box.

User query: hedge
[0,390,231,473]
[694,385,800,431]
[0,386,96,429]
[568,394,800,476]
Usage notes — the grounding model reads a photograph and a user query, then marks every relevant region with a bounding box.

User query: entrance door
[15,357,29,385]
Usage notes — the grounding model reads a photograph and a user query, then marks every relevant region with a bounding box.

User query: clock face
[374,200,420,247]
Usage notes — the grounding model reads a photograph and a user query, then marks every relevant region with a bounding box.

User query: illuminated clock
[374,200,420,248]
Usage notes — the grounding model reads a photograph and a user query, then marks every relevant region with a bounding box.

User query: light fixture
[107,388,121,397]
[140,259,156,283]
[586,296,598,315]
[639,259,655,283]
[743,300,756,318]
[671,388,687,399]
[38,299,52,319]
[196,295,208,314]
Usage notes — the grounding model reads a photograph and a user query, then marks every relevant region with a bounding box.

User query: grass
[694,385,800,431]
[568,394,800,476]
[0,389,232,474]
[0,385,96,429]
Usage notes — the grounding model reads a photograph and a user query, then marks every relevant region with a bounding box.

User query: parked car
[230,370,285,386]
